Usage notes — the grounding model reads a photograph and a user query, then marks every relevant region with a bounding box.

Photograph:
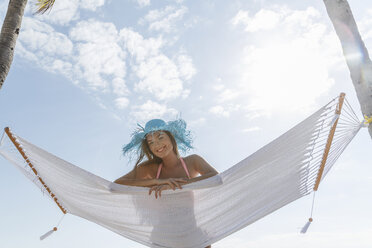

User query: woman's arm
[185,154,218,184]
[114,166,150,186]
[114,176,158,187]
[114,165,186,188]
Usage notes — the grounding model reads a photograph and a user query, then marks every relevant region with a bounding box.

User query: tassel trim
[40,227,57,240]
[300,218,313,234]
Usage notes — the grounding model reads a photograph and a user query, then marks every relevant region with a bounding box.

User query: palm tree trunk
[323,0,372,138]
[0,0,28,90]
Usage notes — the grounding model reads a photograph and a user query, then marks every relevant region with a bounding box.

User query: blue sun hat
[122,118,193,157]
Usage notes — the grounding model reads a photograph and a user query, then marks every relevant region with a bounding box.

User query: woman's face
[146,131,174,158]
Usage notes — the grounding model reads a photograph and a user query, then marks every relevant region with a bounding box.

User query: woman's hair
[133,130,180,173]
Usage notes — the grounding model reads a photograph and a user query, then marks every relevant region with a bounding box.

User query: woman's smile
[156,145,166,153]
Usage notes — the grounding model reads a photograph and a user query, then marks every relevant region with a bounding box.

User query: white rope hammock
[0,93,366,248]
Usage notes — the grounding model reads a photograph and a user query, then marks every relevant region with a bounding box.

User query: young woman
[114,118,218,248]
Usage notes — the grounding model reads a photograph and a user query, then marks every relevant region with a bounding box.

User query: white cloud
[175,53,196,81]
[228,7,343,117]
[244,106,270,120]
[50,59,74,76]
[242,126,261,133]
[209,104,241,118]
[140,5,188,33]
[231,9,283,32]
[211,79,241,103]
[115,97,130,109]
[134,54,184,100]
[232,7,322,34]
[283,7,320,31]
[16,17,74,78]
[35,0,80,26]
[130,100,178,122]
[16,43,39,63]
[80,0,105,11]
[15,5,195,116]
[181,88,191,99]
[120,28,195,101]
[70,19,118,42]
[19,17,73,57]
[34,0,106,26]
[238,42,334,114]
[119,28,163,62]
[17,17,130,112]
[70,20,127,90]
[209,105,230,117]
[188,117,206,128]
[112,78,129,96]
[135,0,151,8]
[213,82,224,91]
[216,88,240,103]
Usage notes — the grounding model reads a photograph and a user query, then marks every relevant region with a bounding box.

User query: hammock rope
[0,92,366,248]
[4,127,67,214]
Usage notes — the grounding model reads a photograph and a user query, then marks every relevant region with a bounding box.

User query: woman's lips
[157,145,166,152]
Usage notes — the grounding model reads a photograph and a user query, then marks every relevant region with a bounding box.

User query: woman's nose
[153,140,161,147]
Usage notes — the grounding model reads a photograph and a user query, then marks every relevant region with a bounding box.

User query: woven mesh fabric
[0,95,362,248]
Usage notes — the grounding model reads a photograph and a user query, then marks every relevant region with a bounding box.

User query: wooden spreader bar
[4,127,67,214]
[313,92,345,191]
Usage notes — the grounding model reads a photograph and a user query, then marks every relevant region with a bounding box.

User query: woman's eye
[159,136,163,139]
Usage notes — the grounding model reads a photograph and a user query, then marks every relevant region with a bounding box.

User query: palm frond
[34,0,56,15]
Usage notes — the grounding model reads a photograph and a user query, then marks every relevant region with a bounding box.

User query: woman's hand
[154,178,188,190]
[149,178,188,199]
[149,184,170,199]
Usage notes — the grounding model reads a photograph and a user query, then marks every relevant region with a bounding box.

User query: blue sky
[1,0,372,247]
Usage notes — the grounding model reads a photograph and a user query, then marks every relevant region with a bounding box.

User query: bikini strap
[156,163,163,179]
[180,157,191,179]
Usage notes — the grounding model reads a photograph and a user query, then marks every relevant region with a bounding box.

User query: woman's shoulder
[184,154,218,175]
[184,154,204,161]
[137,160,159,170]
[183,154,205,166]
[135,160,160,178]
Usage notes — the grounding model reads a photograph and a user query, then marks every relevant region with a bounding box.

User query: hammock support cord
[0,93,364,248]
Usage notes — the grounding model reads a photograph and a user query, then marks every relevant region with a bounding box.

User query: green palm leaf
[35,0,56,14]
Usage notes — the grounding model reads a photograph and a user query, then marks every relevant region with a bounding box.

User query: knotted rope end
[300,218,313,234]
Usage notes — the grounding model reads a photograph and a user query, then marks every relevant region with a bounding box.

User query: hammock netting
[0,94,364,248]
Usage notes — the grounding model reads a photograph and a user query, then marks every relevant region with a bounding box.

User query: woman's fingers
[171,178,182,190]
[149,185,162,198]
[154,186,158,198]
[170,178,187,189]
[154,187,157,198]
[155,185,162,199]
[167,181,176,190]
[176,178,188,182]
[171,179,182,189]
[149,186,156,195]
[150,179,187,199]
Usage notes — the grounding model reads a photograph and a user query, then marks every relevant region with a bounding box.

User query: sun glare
[230,7,341,118]
[239,37,335,116]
